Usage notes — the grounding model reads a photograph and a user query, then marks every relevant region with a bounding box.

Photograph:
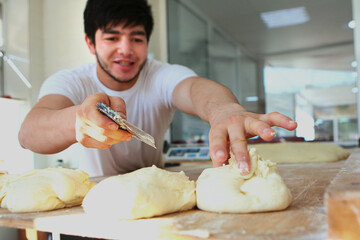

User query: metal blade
[96,103,156,149]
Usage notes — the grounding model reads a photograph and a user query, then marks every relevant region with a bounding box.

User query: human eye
[133,38,144,43]
[105,36,117,41]
[102,33,117,41]
[132,35,146,43]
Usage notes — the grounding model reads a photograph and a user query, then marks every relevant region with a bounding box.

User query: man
[18,0,297,177]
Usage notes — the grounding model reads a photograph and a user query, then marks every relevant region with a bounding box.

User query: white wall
[43,0,92,78]
[148,0,167,62]
[29,0,44,105]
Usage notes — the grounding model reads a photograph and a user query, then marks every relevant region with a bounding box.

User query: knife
[96,102,157,149]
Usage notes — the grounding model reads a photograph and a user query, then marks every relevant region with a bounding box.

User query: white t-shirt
[39,59,197,176]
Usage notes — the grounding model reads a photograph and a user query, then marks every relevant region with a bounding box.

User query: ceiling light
[260,7,310,29]
[245,96,258,102]
[351,60,358,68]
[348,20,355,29]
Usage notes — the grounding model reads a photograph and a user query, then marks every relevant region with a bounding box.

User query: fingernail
[126,134,132,141]
[263,128,275,136]
[263,128,271,133]
[215,150,225,160]
[289,120,296,124]
[239,160,249,174]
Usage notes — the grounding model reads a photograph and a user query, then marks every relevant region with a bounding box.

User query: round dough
[249,142,350,163]
[0,168,96,213]
[82,165,196,219]
[196,148,292,213]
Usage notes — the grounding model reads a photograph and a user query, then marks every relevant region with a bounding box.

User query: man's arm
[18,93,132,154]
[18,94,78,153]
[172,76,297,174]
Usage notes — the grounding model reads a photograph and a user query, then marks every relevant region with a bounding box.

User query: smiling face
[86,22,148,91]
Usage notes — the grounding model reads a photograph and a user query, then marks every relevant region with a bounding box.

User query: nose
[117,37,133,56]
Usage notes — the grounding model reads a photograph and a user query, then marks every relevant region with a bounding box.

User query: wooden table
[1,149,359,240]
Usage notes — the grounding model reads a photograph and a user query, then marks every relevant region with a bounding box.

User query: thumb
[108,96,127,119]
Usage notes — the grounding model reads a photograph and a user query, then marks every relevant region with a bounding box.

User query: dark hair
[84,0,154,44]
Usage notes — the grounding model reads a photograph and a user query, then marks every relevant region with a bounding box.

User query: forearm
[188,77,246,124]
[18,106,78,154]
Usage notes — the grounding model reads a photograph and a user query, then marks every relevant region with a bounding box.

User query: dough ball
[0,173,19,191]
[0,168,96,213]
[196,148,292,213]
[82,165,196,219]
[248,142,349,163]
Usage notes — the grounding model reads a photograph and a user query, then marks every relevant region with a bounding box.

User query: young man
[18,0,297,177]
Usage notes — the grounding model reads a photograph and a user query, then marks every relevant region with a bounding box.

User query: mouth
[114,59,135,67]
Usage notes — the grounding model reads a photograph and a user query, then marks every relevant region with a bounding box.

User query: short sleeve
[154,64,197,108]
[38,70,85,105]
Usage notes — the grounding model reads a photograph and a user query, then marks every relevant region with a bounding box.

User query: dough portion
[196,148,292,213]
[249,142,350,163]
[0,173,18,191]
[83,165,196,219]
[0,168,96,213]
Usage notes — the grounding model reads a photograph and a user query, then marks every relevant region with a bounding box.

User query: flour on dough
[82,165,196,219]
[196,148,292,213]
[0,168,96,213]
[249,142,350,163]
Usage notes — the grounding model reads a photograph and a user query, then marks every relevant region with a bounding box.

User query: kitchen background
[0,0,359,238]
[0,0,359,170]
[0,1,358,176]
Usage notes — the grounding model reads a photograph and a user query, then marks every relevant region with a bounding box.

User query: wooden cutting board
[0,150,355,239]
[324,148,360,240]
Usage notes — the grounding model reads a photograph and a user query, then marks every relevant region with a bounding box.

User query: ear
[85,35,96,55]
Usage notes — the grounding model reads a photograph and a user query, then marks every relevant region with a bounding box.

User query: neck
[96,64,138,91]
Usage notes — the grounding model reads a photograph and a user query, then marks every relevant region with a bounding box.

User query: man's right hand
[75,93,132,149]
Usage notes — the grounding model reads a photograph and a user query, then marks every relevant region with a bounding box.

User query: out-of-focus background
[0,0,358,170]
[0,0,360,238]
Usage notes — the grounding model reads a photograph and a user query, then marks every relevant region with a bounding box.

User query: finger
[244,117,275,141]
[78,134,112,149]
[81,95,127,130]
[227,123,251,175]
[104,129,132,141]
[108,96,127,119]
[80,124,119,145]
[209,126,230,167]
[259,112,297,131]
[76,115,132,147]
[83,115,133,141]
[76,126,112,149]
[78,103,118,131]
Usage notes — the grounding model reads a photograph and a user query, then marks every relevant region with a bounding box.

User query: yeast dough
[196,148,292,213]
[249,142,350,163]
[83,165,196,219]
[0,168,96,213]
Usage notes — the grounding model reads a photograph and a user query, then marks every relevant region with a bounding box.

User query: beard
[95,50,147,84]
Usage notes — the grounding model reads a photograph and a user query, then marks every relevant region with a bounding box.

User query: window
[265,66,357,145]
[167,0,261,144]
